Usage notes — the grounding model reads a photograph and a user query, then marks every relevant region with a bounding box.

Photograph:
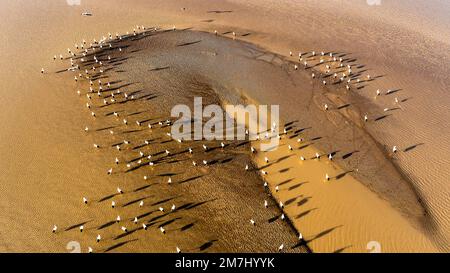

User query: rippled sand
[0,0,448,252]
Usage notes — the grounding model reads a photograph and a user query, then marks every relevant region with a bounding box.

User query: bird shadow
[306,225,343,243]
[65,220,92,231]
[334,245,353,253]
[295,208,317,219]
[97,221,116,230]
[104,239,138,252]
[199,239,218,251]
[342,150,359,160]
[404,143,424,152]
[180,222,195,232]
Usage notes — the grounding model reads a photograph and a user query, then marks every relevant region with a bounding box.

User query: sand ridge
[54,27,439,252]
[0,0,448,252]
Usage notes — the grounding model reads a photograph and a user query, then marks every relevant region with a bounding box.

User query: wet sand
[50,29,309,253]
[0,0,449,252]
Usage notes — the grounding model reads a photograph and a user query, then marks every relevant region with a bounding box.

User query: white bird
[93,144,100,149]
[300,156,305,161]
[325,174,330,181]
[264,200,268,208]
[84,126,89,132]
[392,146,398,153]
[159,207,164,212]
[79,225,84,232]
[176,247,181,253]
[278,244,284,252]
[250,219,256,226]
[192,161,197,166]
[117,187,123,194]
[324,104,329,111]
[115,158,119,165]
[83,197,88,204]
[111,201,116,208]
[107,168,112,175]
[52,225,57,233]
[328,154,333,161]
[139,200,144,207]
[299,233,303,240]
[171,204,176,211]
[202,144,208,151]
[264,157,269,163]
[251,147,256,153]
[281,214,285,220]
[288,145,293,151]
[245,164,249,171]
[188,148,193,154]
[160,226,166,234]
[203,160,208,166]
[364,115,368,122]
[116,215,121,223]
[167,177,172,184]
[96,234,101,243]
[315,152,320,159]
[221,142,225,148]
[121,226,128,233]
[279,201,284,208]
[275,185,279,192]
[133,217,138,224]
[88,247,93,253]
[261,170,268,175]
[41,68,45,74]
[142,223,147,230]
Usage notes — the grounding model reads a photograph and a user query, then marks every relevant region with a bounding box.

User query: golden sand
[0,0,449,252]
